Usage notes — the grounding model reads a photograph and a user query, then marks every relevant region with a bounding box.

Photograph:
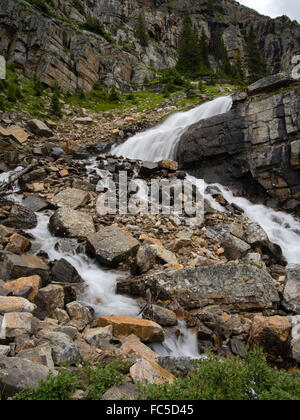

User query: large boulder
[0,254,49,284]
[130,358,174,385]
[34,285,65,320]
[27,119,53,137]
[4,276,42,302]
[143,304,177,327]
[51,259,83,284]
[0,356,53,397]
[1,312,33,338]
[49,208,95,239]
[248,316,291,358]
[290,316,300,364]
[0,296,36,314]
[87,226,139,268]
[97,315,164,343]
[283,264,300,312]
[50,188,90,210]
[117,265,279,311]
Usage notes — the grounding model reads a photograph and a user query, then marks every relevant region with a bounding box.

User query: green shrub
[27,0,50,15]
[12,358,130,401]
[72,0,85,15]
[109,85,120,102]
[80,15,112,42]
[50,87,62,117]
[33,74,44,96]
[140,347,300,401]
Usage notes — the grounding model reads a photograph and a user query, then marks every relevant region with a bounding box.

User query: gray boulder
[283,265,300,312]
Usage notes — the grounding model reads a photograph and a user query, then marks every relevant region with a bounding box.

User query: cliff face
[177,76,300,202]
[0,0,299,92]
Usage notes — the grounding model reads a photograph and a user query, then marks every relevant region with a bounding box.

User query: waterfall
[112,96,233,161]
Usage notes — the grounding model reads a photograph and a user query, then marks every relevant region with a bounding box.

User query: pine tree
[135,12,148,47]
[212,25,232,77]
[199,29,212,75]
[51,86,62,117]
[246,24,265,84]
[176,14,202,78]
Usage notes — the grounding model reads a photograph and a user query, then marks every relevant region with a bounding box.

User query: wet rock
[87,226,139,268]
[283,264,300,312]
[118,265,279,311]
[27,119,53,137]
[51,259,83,284]
[34,285,65,320]
[1,254,49,284]
[98,315,164,343]
[83,325,113,347]
[130,358,174,385]
[50,188,91,210]
[0,356,52,397]
[139,162,159,177]
[1,312,33,338]
[0,297,36,314]
[36,330,82,366]
[248,316,291,358]
[5,233,31,255]
[23,195,49,212]
[17,344,54,370]
[49,208,95,239]
[5,204,37,229]
[143,305,177,327]
[4,276,42,302]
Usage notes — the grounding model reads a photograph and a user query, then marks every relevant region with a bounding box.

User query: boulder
[5,233,31,255]
[0,296,36,314]
[1,312,33,338]
[0,356,52,397]
[50,188,90,210]
[1,254,49,284]
[4,276,42,302]
[66,301,93,326]
[158,357,197,378]
[87,226,139,268]
[23,195,49,212]
[102,382,139,400]
[83,325,113,347]
[17,344,54,370]
[130,358,174,385]
[120,335,159,363]
[158,160,178,171]
[74,117,93,125]
[248,316,291,357]
[34,285,65,320]
[206,225,251,260]
[290,316,300,364]
[5,204,37,229]
[143,305,177,327]
[135,245,156,274]
[117,265,279,311]
[49,208,95,239]
[0,345,10,356]
[51,259,83,284]
[248,73,295,95]
[36,330,82,366]
[98,315,164,343]
[139,162,159,177]
[27,119,53,137]
[283,264,300,312]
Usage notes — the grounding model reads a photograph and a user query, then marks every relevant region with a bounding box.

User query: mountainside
[0,0,300,92]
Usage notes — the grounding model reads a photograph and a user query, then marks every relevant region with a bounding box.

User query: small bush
[50,86,62,117]
[109,85,120,102]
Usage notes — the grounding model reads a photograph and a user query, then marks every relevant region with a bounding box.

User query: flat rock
[4,276,42,302]
[0,356,52,397]
[118,265,279,311]
[143,304,177,327]
[5,204,37,229]
[50,188,90,209]
[87,226,139,268]
[97,315,164,343]
[130,358,174,385]
[1,312,33,338]
[0,296,36,314]
[248,72,295,95]
[120,335,159,363]
[0,254,49,283]
[27,119,53,137]
[49,208,95,239]
[17,344,54,370]
[23,195,49,212]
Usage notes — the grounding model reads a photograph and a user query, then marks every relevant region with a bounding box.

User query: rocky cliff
[0,0,300,92]
[177,75,300,203]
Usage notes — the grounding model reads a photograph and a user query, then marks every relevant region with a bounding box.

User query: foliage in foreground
[141,347,300,401]
[9,348,300,400]
[12,358,130,401]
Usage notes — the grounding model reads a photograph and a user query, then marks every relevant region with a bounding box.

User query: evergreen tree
[109,85,120,102]
[199,29,212,75]
[135,12,148,47]
[232,52,246,85]
[51,86,62,117]
[212,25,232,77]
[246,24,265,84]
[176,14,202,78]
[33,74,44,97]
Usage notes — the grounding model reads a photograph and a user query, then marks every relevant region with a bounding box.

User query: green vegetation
[141,347,300,401]
[25,0,50,15]
[72,0,85,16]
[246,24,265,84]
[12,358,130,401]
[50,86,63,117]
[80,15,113,43]
[135,12,148,47]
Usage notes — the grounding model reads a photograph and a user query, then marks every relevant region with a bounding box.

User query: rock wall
[177,76,300,201]
[0,0,299,92]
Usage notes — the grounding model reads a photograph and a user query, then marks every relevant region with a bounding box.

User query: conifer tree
[135,12,148,47]
[212,25,232,77]
[199,28,212,75]
[207,0,214,16]
[246,24,265,83]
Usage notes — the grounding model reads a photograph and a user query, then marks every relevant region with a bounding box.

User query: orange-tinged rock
[97,315,164,343]
[158,159,178,171]
[120,335,159,363]
[4,276,42,302]
[130,358,174,385]
[6,233,31,255]
[59,170,69,178]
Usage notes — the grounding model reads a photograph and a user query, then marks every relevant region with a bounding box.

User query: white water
[28,213,139,318]
[112,96,233,161]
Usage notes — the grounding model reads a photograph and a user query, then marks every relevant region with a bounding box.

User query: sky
[238,0,300,23]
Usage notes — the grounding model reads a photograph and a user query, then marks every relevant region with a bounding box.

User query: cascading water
[112,96,233,161]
